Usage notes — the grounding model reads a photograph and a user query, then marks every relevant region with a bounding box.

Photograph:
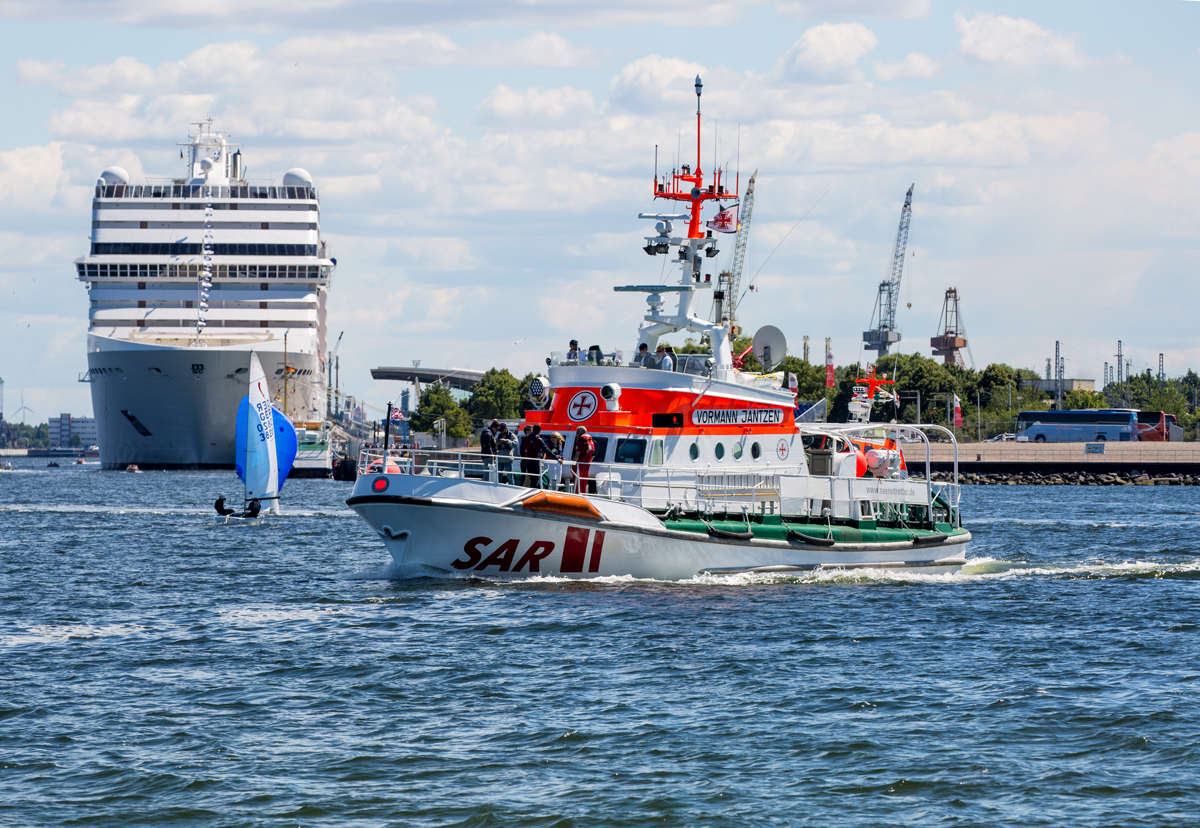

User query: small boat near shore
[345,77,969,580]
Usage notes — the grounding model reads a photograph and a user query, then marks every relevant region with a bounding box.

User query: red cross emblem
[567,390,598,422]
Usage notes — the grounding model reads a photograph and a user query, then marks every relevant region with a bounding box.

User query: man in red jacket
[572,425,597,494]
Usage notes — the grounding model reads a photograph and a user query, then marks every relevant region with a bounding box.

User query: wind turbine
[15,392,34,425]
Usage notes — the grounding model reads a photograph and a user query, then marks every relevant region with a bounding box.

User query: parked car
[985,433,1016,442]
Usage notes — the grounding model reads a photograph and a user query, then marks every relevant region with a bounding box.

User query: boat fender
[786,528,836,547]
[705,523,755,541]
[911,532,948,546]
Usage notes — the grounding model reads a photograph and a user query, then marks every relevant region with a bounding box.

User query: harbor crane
[712,170,757,339]
[931,287,972,368]
[863,184,914,358]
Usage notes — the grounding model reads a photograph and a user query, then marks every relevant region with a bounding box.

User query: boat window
[649,438,664,466]
[590,436,609,463]
[614,438,646,464]
[689,442,699,461]
[732,441,743,461]
[751,442,761,460]
[714,442,725,461]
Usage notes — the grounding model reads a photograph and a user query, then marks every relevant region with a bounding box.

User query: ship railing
[355,441,959,528]
[95,183,318,200]
[549,349,623,367]
[549,351,716,377]
[809,422,961,527]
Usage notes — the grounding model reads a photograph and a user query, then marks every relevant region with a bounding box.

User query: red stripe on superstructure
[588,530,605,573]
[561,526,589,573]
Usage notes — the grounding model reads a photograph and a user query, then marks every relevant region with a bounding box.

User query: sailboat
[219,351,297,519]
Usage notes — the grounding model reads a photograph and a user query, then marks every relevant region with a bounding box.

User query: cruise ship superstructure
[77,122,336,469]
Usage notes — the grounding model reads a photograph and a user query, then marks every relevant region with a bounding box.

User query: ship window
[732,441,743,461]
[751,442,761,460]
[689,442,699,461]
[87,264,98,276]
[614,438,646,465]
[288,265,297,278]
[714,442,725,461]
[650,439,664,466]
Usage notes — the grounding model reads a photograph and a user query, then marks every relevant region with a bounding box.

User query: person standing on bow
[496,423,516,484]
[572,425,597,494]
[479,419,498,482]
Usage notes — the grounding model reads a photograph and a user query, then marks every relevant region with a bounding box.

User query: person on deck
[547,433,566,490]
[572,425,597,494]
[496,423,516,484]
[632,342,653,367]
[479,420,498,481]
[656,344,674,372]
[567,340,581,361]
[520,425,557,488]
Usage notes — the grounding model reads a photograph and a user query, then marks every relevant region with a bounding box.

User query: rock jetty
[911,471,1197,486]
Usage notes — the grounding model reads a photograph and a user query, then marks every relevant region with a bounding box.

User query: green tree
[776,356,827,400]
[1063,389,1106,410]
[410,383,472,438]
[69,432,82,447]
[466,368,522,422]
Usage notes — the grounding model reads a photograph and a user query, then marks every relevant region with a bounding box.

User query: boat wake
[342,555,1200,587]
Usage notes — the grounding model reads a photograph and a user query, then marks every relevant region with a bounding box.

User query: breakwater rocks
[913,471,1198,486]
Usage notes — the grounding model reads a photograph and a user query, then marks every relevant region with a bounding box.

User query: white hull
[347,475,969,581]
[86,334,321,469]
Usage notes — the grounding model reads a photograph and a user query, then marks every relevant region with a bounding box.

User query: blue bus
[1014,409,1138,443]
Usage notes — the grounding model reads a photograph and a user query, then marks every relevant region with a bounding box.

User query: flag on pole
[825,343,835,389]
[705,203,739,234]
[788,372,798,395]
[953,394,963,428]
[390,407,405,421]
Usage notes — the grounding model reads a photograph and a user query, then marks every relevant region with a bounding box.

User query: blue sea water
[2,461,1198,827]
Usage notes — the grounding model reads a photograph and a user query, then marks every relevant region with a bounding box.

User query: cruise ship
[76,122,336,469]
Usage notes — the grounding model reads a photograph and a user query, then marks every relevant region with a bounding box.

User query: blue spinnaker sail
[236,400,298,490]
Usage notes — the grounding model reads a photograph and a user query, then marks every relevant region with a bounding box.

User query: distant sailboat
[229,351,297,517]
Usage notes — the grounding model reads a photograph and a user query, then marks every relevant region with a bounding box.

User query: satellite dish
[752,325,787,372]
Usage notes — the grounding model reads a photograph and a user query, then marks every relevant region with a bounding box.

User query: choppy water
[2,460,1199,827]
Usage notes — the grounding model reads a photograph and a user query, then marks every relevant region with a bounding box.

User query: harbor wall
[924,442,1200,475]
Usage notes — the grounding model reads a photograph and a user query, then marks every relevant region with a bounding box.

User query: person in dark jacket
[479,420,498,480]
[520,424,558,488]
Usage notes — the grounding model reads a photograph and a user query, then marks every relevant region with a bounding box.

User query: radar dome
[282,168,314,187]
[100,166,130,185]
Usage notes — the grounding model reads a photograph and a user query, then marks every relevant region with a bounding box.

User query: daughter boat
[346,78,969,579]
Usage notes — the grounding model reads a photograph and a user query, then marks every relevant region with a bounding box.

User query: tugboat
[346,78,970,580]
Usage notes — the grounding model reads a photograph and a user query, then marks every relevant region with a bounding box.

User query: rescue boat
[346,77,969,580]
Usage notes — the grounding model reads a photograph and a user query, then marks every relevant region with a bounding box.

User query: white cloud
[777,0,930,20]
[874,53,938,81]
[608,55,708,113]
[955,12,1088,69]
[777,23,878,83]
[478,86,597,125]
[0,0,754,30]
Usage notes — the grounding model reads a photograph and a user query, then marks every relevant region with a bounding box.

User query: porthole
[751,442,761,460]
[689,442,699,461]
[732,442,743,460]
[715,442,725,461]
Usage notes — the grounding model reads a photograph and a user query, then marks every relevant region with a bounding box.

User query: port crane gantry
[863,184,914,358]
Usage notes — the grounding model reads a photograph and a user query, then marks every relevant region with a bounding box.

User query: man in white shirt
[656,344,674,371]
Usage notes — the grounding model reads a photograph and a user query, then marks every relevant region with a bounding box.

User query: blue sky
[2,0,1199,420]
